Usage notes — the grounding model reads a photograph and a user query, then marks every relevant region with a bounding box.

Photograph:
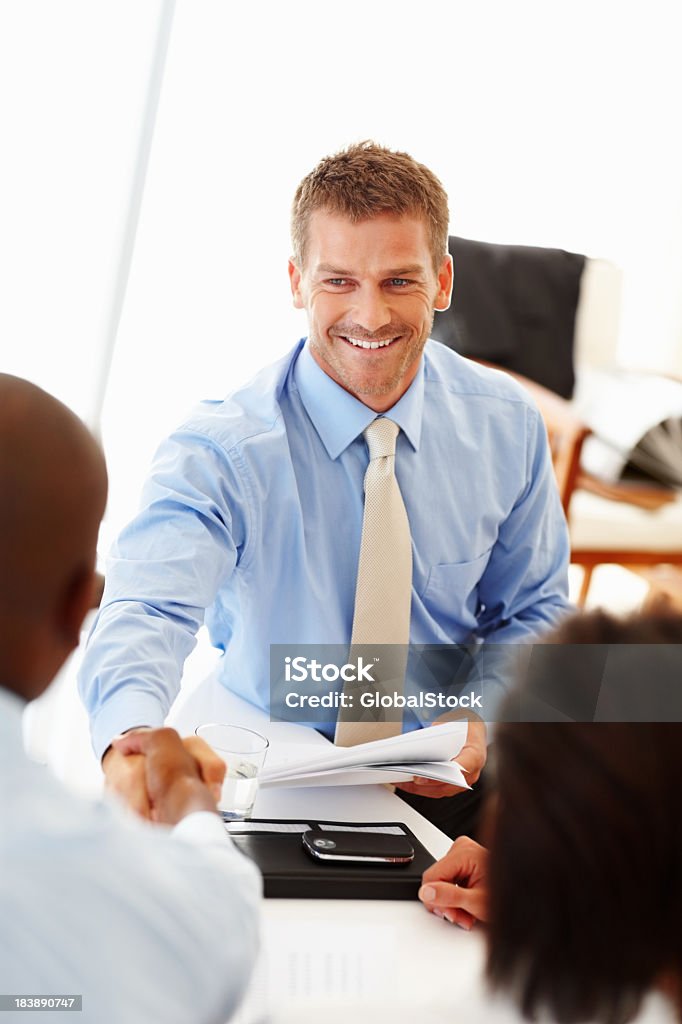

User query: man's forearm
[79,598,193,759]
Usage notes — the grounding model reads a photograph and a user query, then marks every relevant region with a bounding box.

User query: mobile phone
[302,829,415,864]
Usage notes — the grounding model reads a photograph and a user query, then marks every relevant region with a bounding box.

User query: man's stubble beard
[309,313,434,398]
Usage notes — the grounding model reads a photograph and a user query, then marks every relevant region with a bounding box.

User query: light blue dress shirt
[80,339,570,758]
[0,687,260,1024]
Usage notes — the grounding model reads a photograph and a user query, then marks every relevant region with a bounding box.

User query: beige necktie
[335,418,412,746]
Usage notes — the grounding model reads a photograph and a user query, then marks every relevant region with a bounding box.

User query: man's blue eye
[389,278,409,286]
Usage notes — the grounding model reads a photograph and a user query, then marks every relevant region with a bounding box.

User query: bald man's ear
[57,566,98,650]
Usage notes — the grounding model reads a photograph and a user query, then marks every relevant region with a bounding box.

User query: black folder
[225,818,435,900]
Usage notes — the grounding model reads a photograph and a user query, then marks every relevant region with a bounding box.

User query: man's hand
[418,835,489,929]
[103,728,226,822]
[395,719,487,799]
[109,727,225,825]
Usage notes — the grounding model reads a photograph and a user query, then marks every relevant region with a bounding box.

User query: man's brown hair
[291,141,450,272]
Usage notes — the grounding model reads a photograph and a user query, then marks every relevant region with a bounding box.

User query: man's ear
[288,258,306,309]
[57,566,98,650]
[434,253,454,312]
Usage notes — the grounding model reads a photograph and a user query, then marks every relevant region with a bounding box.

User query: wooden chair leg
[577,565,594,607]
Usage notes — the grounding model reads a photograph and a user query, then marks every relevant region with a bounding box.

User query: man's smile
[337,334,402,350]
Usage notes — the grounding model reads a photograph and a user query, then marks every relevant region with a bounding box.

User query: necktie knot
[363,417,399,460]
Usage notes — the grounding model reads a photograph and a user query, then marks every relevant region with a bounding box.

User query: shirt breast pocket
[421,550,492,626]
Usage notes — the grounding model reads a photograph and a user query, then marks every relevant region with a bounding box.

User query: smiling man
[79,142,571,838]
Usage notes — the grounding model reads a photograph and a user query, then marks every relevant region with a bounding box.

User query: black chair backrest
[432,235,585,399]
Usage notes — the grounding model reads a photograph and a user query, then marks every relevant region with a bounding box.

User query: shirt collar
[293,340,424,459]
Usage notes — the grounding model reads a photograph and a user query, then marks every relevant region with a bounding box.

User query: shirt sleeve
[412,403,572,728]
[477,403,572,638]
[1,751,262,1024]
[79,427,251,760]
[171,809,231,844]
[472,403,572,720]
[124,810,262,1024]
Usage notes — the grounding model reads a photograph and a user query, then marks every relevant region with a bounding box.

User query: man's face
[288,211,453,412]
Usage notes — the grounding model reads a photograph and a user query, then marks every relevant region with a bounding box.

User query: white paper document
[259,721,468,790]
[233,901,487,1024]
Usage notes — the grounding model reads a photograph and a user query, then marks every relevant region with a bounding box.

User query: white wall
[0,0,162,421]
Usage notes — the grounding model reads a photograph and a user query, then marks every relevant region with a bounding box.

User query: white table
[168,671,488,1024]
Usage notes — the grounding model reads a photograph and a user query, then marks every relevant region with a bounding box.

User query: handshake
[103,728,226,824]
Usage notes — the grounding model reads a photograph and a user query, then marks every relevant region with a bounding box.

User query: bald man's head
[0,375,107,700]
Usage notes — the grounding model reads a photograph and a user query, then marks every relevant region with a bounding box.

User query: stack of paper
[259,721,468,790]
[576,367,682,485]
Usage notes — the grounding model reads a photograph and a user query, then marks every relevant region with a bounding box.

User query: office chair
[433,237,682,605]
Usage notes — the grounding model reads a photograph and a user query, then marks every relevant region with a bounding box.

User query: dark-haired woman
[419,609,682,1023]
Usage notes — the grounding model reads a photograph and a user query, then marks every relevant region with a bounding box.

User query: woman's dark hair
[486,609,682,1023]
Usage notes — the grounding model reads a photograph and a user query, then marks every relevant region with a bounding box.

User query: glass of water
[195,723,269,820]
